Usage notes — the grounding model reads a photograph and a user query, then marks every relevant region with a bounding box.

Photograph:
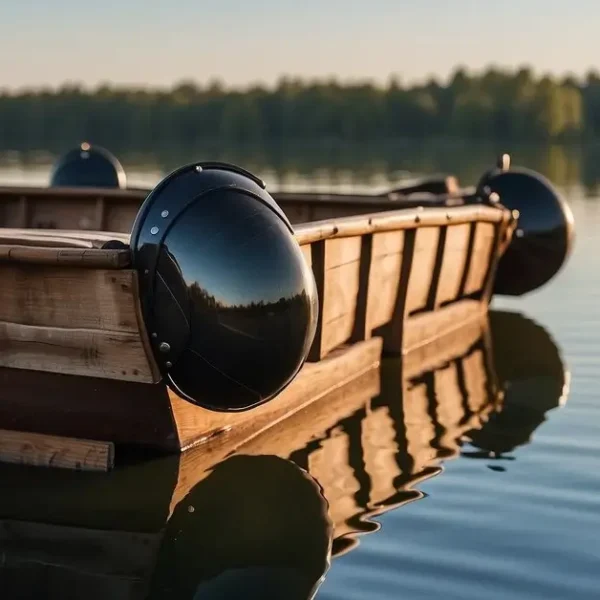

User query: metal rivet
[161,210,169,218]
[165,361,173,368]
[516,229,524,238]
[150,226,159,235]
[159,342,171,353]
[195,166,203,173]
[489,192,500,203]
[512,209,520,220]
[151,332,158,339]
[144,269,149,275]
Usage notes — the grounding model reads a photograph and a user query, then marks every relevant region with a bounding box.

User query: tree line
[2,67,600,151]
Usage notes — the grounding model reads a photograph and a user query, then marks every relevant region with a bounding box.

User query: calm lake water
[0,145,599,599]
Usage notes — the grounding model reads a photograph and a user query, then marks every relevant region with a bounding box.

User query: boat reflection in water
[0,310,568,598]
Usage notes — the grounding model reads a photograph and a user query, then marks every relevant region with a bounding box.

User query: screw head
[159,342,171,353]
[165,361,173,368]
[161,210,169,218]
[150,226,159,235]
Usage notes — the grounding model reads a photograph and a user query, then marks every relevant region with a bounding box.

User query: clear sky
[1,0,598,90]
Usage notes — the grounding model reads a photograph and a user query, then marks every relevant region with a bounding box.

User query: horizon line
[2,63,599,94]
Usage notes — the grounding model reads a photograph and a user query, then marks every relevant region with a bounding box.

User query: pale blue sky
[1,0,598,90]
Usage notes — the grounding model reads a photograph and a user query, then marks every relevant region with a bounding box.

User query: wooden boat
[0,146,574,468]
[0,310,568,598]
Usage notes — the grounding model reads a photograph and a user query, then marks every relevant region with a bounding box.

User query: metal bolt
[159,342,171,353]
[150,226,159,235]
[161,210,169,218]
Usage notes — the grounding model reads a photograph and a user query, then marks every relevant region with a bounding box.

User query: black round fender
[478,154,575,296]
[130,162,319,411]
[50,142,127,189]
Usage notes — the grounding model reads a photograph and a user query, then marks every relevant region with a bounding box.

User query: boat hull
[0,187,515,464]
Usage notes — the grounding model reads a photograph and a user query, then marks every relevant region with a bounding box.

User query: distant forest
[2,67,600,150]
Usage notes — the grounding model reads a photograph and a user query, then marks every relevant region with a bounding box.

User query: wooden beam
[0,429,114,472]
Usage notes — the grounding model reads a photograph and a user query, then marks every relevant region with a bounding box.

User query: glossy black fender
[130,162,319,411]
[50,142,127,189]
[478,155,575,296]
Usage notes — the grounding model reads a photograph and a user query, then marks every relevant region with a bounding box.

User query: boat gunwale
[0,202,510,267]
[0,183,477,209]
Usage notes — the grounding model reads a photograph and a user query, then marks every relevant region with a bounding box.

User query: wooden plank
[365,231,404,333]
[404,227,440,315]
[293,204,508,246]
[0,429,114,472]
[403,298,486,353]
[309,236,363,360]
[0,321,157,383]
[403,312,486,381]
[0,368,178,450]
[105,204,140,234]
[436,223,471,306]
[300,243,312,268]
[464,222,495,295]
[0,267,140,332]
[322,236,362,355]
[0,246,130,268]
[169,337,383,451]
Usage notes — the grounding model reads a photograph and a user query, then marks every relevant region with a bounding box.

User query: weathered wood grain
[0,246,130,268]
[294,204,507,246]
[464,222,495,295]
[0,267,140,331]
[0,321,157,383]
[403,298,486,353]
[309,236,362,360]
[436,223,471,306]
[365,230,405,334]
[0,429,114,471]
[404,227,440,315]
